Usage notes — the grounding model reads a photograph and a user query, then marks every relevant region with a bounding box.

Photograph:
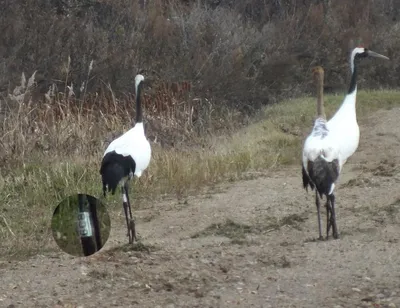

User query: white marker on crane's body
[77,212,93,237]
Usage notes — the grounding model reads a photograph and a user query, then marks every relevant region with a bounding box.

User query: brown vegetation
[1,0,398,152]
[1,0,398,104]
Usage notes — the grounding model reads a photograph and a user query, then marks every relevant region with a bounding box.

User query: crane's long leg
[124,180,136,243]
[122,179,136,244]
[325,197,332,240]
[121,184,131,243]
[316,191,323,240]
[329,194,339,239]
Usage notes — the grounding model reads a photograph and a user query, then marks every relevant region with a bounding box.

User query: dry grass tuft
[191,219,254,240]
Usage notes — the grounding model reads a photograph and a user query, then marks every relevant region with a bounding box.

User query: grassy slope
[1,89,399,258]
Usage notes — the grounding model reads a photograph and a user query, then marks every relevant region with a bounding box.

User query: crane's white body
[302,90,358,194]
[302,118,341,194]
[103,122,151,178]
[302,119,340,166]
[326,89,359,170]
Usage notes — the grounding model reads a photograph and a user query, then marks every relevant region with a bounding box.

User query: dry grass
[1,87,400,259]
[191,219,254,240]
[191,212,308,244]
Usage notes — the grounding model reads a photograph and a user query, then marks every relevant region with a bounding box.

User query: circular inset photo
[51,194,111,257]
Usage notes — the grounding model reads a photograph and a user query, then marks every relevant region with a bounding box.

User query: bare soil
[2,107,400,308]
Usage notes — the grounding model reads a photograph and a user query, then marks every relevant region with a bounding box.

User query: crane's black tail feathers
[100,151,136,197]
[303,156,339,198]
[101,162,125,197]
[302,164,314,192]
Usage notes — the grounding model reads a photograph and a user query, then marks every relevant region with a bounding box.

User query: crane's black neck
[135,82,143,123]
[348,59,358,94]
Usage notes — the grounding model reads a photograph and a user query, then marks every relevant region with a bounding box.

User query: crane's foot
[332,217,339,239]
[325,222,340,240]
[329,215,339,240]
[127,218,136,244]
[325,222,332,240]
[333,230,340,240]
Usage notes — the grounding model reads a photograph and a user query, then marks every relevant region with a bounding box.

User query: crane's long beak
[367,50,390,60]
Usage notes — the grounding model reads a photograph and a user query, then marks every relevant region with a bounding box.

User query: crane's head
[312,66,324,74]
[135,74,145,88]
[351,47,389,68]
[312,66,324,80]
[135,74,145,97]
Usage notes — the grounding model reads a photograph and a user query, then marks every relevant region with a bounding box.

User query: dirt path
[2,108,400,308]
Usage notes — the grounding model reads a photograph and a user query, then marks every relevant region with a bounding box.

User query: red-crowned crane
[302,47,389,240]
[100,74,151,244]
[302,66,338,240]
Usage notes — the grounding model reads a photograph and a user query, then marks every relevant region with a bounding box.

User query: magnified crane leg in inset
[51,194,111,257]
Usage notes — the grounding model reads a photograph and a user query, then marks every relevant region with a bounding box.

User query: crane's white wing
[104,123,152,177]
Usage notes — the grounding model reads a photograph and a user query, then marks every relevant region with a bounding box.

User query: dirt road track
[1,108,400,308]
